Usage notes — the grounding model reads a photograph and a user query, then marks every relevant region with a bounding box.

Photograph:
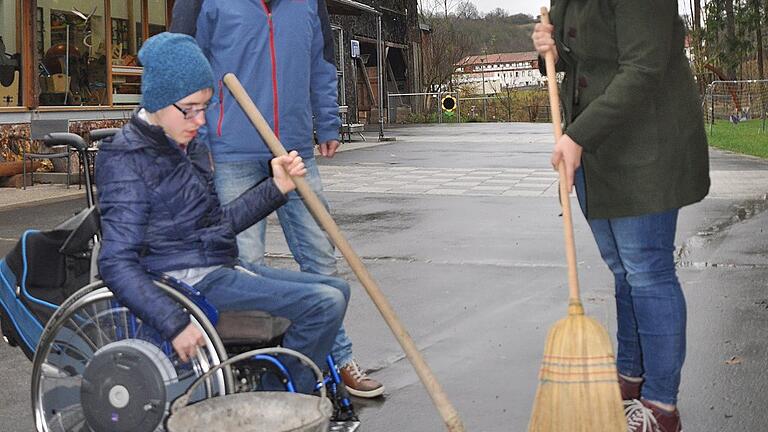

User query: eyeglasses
[173,101,217,120]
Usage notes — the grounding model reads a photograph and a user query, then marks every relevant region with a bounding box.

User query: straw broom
[527,7,625,432]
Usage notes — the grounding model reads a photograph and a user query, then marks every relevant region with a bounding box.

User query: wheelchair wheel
[30,280,231,432]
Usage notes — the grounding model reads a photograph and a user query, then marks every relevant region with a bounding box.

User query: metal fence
[703,79,768,133]
[386,92,461,124]
[386,89,552,124]
[466,88,552,123]
[458,96,496,122]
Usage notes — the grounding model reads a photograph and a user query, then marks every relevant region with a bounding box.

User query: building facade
[0,0,422,164]
[453,51,545,95]
[328,0,421,125]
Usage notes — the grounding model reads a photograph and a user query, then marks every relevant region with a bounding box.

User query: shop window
[111,0,143,105]
[37,1,108,106]
[0,0,22,107]
[7,0,169,109]
[111,0,143,63]
[148,0,168,38]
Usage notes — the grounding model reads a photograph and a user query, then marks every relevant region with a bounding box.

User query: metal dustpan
[166,347,332,432]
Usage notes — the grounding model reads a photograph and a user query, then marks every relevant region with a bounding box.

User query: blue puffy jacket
[95,115,287,340]
[172,0,340,162]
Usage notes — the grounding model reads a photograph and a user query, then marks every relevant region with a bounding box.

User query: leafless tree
[420,2,475,93]
[456,1,480,19]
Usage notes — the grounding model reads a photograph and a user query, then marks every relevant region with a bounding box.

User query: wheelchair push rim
[31,281,231,432]
[166,347,332,432]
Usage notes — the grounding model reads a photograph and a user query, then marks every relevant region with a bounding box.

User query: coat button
[578,77,588,88]
[568,27,577,38]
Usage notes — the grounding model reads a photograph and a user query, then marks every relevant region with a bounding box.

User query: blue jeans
[575,168,686,405]
[213,157,354,366]
[194,262,349,393]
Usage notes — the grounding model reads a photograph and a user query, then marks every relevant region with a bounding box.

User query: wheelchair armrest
[89,128,120,143]
[43,132,87,152]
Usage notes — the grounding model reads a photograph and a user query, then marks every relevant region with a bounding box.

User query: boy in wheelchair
[95,32,350,395]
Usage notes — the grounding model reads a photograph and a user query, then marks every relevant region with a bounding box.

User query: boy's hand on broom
[271,150,307,194]
[551,133,582,192]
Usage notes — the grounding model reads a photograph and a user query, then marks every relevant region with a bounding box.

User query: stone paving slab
[321,163,768,202]
[1,167,764,212]
[321,165,560,197]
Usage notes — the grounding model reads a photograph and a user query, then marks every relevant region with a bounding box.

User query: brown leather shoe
[619,374,643,400]
[339,359,385,398]
[625,399,682,432]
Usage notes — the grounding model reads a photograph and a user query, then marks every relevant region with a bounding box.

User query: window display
[0,1,173,109]
[37,0,107,106]
[0,0,22,107]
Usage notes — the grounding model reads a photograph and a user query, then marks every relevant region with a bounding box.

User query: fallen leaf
[725,356,742,365]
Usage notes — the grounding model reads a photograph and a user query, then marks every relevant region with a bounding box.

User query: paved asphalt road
[1,122,767,431]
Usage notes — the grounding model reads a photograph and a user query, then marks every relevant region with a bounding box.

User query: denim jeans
[213,157,354,366]
[194,262,349,393]
[575,168,686,405]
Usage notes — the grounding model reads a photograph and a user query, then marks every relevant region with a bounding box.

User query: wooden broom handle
[540,8,582,306]
[223,74,465,432]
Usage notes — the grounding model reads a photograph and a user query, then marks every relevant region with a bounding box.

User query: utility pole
[481,48,488,122]
[505,81,512,122]
[754,0,764,78]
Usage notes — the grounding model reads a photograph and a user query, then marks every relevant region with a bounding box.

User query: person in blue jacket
[170,0,384,397]
[95,32,349,393]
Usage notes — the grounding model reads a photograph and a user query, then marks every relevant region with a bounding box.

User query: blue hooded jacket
[172,0,340,162]
[95,115,287,340]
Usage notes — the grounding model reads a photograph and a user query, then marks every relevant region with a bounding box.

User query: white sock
[645,399,676,413]
[619,373,643,383]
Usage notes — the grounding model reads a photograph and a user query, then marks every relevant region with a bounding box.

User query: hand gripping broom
[223,74,465,432]
[527,8,625,432]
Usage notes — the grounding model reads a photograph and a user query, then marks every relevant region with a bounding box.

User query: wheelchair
[0,130,359,432]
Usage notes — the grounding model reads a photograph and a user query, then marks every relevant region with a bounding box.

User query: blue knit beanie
[138,32,214,113]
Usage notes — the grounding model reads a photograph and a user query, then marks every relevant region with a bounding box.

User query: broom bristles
[528,303,626,432]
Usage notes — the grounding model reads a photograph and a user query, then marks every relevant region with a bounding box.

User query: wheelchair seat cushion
[215,310,291,346]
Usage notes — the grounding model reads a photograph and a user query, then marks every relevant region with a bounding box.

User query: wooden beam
[0,160,41,177]
[22,0,37,108]
[15,0,21,65]
[105,0,113,106]
[355,35,408,50]
[142,0,150,41]
[357,57,376,106]
[167,0,175,29]
[127,0,137,55]
[385,47,402,96]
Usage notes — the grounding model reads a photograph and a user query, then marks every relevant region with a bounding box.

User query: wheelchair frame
[30,278,230,432]
[0,130,358,432]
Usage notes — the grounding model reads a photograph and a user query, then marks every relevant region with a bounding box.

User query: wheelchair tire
[30,279,232,432]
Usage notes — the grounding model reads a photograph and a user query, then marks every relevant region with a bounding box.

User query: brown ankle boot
[618,374,643,400]
[625,399,682,432]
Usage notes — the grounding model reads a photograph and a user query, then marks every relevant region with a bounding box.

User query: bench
[338,105,366,143]
[341,123,366,143]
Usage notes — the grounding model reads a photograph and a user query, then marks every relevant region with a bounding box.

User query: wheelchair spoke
[48,405,87,432]
[32,283,228,432]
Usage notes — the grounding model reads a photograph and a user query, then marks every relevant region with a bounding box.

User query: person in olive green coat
[533,1,710,431]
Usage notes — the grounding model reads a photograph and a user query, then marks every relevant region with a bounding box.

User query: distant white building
[453,51,545,95]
